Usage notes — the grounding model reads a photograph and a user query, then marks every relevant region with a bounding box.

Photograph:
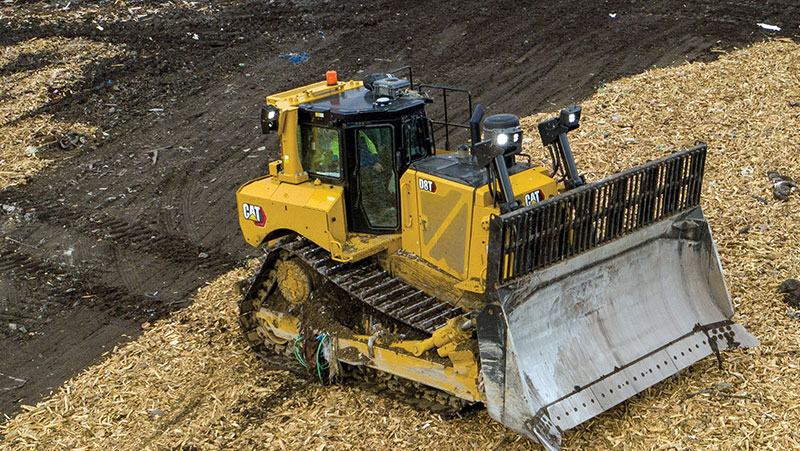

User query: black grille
[487,144,707,285]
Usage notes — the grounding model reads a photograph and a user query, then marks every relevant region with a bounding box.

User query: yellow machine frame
[236,74,558,291]
[237,74,557,405]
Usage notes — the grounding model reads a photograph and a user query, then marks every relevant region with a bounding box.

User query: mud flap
[477,207,758,450]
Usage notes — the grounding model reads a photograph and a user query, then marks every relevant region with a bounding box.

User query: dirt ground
[1,0,798,419]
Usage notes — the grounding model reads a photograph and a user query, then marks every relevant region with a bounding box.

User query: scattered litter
[192,33,199,40]
[141,322,151,329]
[198,252,209,259]
[757,23,781,32]
[24,146,40,157]
[59,132,86,149]
[280,52,310,64]
[778,279,799,308]
[713,382,733,392]
[148,408,163,419]
[767,170,796,201]
[609,13,617,18]
[0,372,27,391]
[680,386,751,403]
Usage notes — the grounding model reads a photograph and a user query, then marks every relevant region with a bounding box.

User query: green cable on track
[316,334,330,383]
[293,336,307,368]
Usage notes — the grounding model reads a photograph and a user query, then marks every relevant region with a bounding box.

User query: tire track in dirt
[0,196,237,414]
[5,194,236,274]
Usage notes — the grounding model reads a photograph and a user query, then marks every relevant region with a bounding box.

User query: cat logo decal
[242,203,266,227]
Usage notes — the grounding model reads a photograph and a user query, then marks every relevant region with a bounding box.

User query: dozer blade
[477,145,758,450]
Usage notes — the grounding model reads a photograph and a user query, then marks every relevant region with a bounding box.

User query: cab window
[299,124,341,178]
[404,117,428,162]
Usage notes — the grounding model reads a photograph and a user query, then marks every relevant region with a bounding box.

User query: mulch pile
[0,37,121,189]
[2,38,799,450]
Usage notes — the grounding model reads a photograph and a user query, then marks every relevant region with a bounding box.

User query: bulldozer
[235,68,758,449]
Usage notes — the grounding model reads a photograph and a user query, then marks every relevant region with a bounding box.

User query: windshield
[299,124,341,178]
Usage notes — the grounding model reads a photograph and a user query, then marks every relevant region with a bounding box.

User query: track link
[280,237,463,335]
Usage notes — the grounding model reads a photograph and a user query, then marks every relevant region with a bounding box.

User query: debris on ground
[23,146,40,157]
[279,52,310,64]
[756,23,782,32]
[778,279,800,308]
[58,132,88,150]
[767,170,797,201]
[0,373,26,392]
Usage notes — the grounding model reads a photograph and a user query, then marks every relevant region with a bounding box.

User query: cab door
[346,124,400,234]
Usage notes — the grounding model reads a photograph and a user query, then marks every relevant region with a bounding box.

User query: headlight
[490,127,522,151]
[267,109,277,120]
[496,133,509,146]
[484,113,522,154]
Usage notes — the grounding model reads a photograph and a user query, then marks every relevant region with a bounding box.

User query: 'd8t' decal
[524,190,544,206]
[242,203,266,227]
[419,178,437,193]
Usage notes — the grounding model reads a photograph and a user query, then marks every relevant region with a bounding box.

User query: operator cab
[294,75,432,234]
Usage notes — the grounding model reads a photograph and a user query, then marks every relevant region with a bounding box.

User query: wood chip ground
[0,37,121,189]
[2,39,799,450]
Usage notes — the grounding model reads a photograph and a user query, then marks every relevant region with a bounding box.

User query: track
[238,237,471,414]
[2,0,798,417]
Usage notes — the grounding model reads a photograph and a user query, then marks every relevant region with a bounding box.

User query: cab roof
[298,86,426,116]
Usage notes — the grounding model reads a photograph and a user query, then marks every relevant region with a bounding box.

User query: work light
[260,104,280,134]
[558,105,581,129]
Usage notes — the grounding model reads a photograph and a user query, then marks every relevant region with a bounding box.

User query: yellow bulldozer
[235,69,758,449]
